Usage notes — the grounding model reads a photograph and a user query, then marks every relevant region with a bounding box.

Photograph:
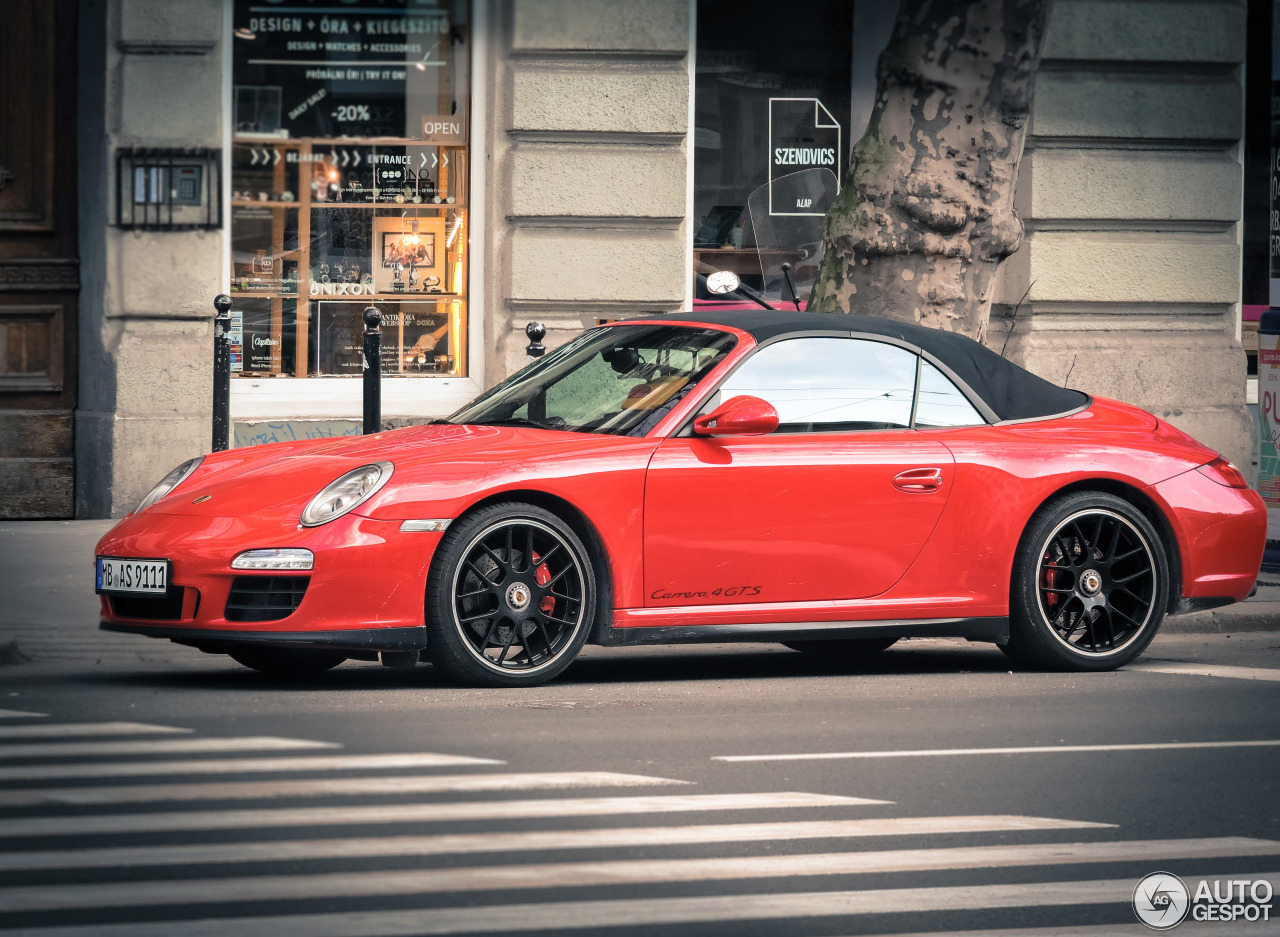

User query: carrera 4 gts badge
[650,586,762,601]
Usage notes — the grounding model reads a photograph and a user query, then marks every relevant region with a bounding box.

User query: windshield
[748,168,839,308]
[448,325,738,436]
[694,167,838,310]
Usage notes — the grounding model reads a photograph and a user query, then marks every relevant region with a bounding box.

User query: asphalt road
[2,635,1280,936]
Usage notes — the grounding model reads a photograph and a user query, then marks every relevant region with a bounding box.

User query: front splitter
[100,621,427,653]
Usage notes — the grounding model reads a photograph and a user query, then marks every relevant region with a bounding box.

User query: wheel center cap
[506,582,532,611]
[1080,569,1103,595]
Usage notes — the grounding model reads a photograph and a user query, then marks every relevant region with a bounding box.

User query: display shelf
[304,199,465,208]
[368,292,461,300]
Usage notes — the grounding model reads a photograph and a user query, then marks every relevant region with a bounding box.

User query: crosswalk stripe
[0,737,339,760]
[0,709,46,718]
[0,721,189,740]
[0,815,1114,871]
[1127,660,1280,682]
[714,739,1280,762]
[8,874,1278,937]
[0,791,880,838]
[0,752,504,781]
[0,771,687,807]
[0,837,1273,913]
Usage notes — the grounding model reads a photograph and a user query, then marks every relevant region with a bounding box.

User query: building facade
[0,0,1262,518]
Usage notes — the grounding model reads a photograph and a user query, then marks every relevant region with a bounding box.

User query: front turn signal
[1197,457,1249,489]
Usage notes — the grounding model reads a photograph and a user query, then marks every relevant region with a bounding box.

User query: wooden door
[0,0,79,517]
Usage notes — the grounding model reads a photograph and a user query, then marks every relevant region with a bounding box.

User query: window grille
[116,147,222,231]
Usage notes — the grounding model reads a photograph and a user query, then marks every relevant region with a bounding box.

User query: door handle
[892,467,944,493]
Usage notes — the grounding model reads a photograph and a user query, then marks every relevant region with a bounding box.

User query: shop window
[692,1,854,307]
[229,0,470,379]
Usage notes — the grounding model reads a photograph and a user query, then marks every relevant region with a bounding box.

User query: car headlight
[137,456,204,512]
[300,461,393,527]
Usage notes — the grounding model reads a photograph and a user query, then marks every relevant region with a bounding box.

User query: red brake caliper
[531,551,555,614]
[1044,553,1059,609]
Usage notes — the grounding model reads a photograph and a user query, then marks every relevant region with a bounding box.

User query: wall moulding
[0,260,80,292]
[117,41,217,56]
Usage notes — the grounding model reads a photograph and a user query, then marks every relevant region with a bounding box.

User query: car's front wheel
[426,503,596,687]
[226,646,346,676]
[1004,491,1169,671]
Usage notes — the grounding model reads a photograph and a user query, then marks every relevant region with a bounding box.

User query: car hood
[142,424,631,518]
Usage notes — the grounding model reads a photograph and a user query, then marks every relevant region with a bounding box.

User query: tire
[1003,491,1169,671]
[426,502,596,687]
[781,637,898,655]
[227,646,346,676]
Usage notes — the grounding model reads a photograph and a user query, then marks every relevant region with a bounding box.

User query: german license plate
[96,557,170,595]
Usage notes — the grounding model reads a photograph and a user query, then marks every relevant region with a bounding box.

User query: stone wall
[993,0,1252,472]
[483,0,691,383]
[76,0,224,517]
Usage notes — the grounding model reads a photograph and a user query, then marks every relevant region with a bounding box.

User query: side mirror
[693,395,779,437]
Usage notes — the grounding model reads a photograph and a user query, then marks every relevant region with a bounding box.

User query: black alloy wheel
[1005,491,1168,671]
[226,646,347,676]
[426,503,596,687]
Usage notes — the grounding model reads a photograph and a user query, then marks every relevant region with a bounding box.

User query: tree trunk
[808,0,1051,339]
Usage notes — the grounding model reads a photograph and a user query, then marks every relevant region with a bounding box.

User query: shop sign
[228,310,243,373]
[241,308,281,373]
[421,110,467,147]
[233,0,451,140]
[1259,334,1280,538]
[299,145,444,204]
[310,280,377,297]
[767,98,841,216]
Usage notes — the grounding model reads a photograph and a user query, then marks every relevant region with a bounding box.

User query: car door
[643,336,956,607]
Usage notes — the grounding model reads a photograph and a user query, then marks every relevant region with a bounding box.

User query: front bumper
[95,510,443,646]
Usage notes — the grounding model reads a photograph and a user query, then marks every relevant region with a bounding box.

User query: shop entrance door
[0,0,79,517]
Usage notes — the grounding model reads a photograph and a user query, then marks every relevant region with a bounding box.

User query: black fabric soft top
[621,310,1089,424]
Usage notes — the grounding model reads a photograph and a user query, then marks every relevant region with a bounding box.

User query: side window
[716,337,917,432]
[915,361,985,428]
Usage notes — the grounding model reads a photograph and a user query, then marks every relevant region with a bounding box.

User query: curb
[1162,602,1280,634]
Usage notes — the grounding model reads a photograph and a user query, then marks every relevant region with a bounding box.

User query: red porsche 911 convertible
[97,311,1265,686]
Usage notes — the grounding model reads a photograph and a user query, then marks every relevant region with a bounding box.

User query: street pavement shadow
[42,640,1016,693]
[32,638,1035,696]
[558,641,1014,685]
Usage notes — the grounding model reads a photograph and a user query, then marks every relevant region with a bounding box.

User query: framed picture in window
[382,231,434,269]
[373,215,446,294]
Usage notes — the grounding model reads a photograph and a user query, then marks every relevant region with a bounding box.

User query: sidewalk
[0,521,1277,665]
[0,520,168,666]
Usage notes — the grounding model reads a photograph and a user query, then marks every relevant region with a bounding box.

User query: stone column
[993,0,1252,473]
[485,0,691,382]
[76,0,225,517]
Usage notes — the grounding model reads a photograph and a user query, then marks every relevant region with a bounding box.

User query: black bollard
[525,321,546,361]
[212,294,232,452]
[362,306,382,434]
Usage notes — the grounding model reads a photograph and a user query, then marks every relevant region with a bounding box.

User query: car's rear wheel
[426,503,596,688]
[781,637,898,656]
[1004,491,1168,671]
[226,646,346,676]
